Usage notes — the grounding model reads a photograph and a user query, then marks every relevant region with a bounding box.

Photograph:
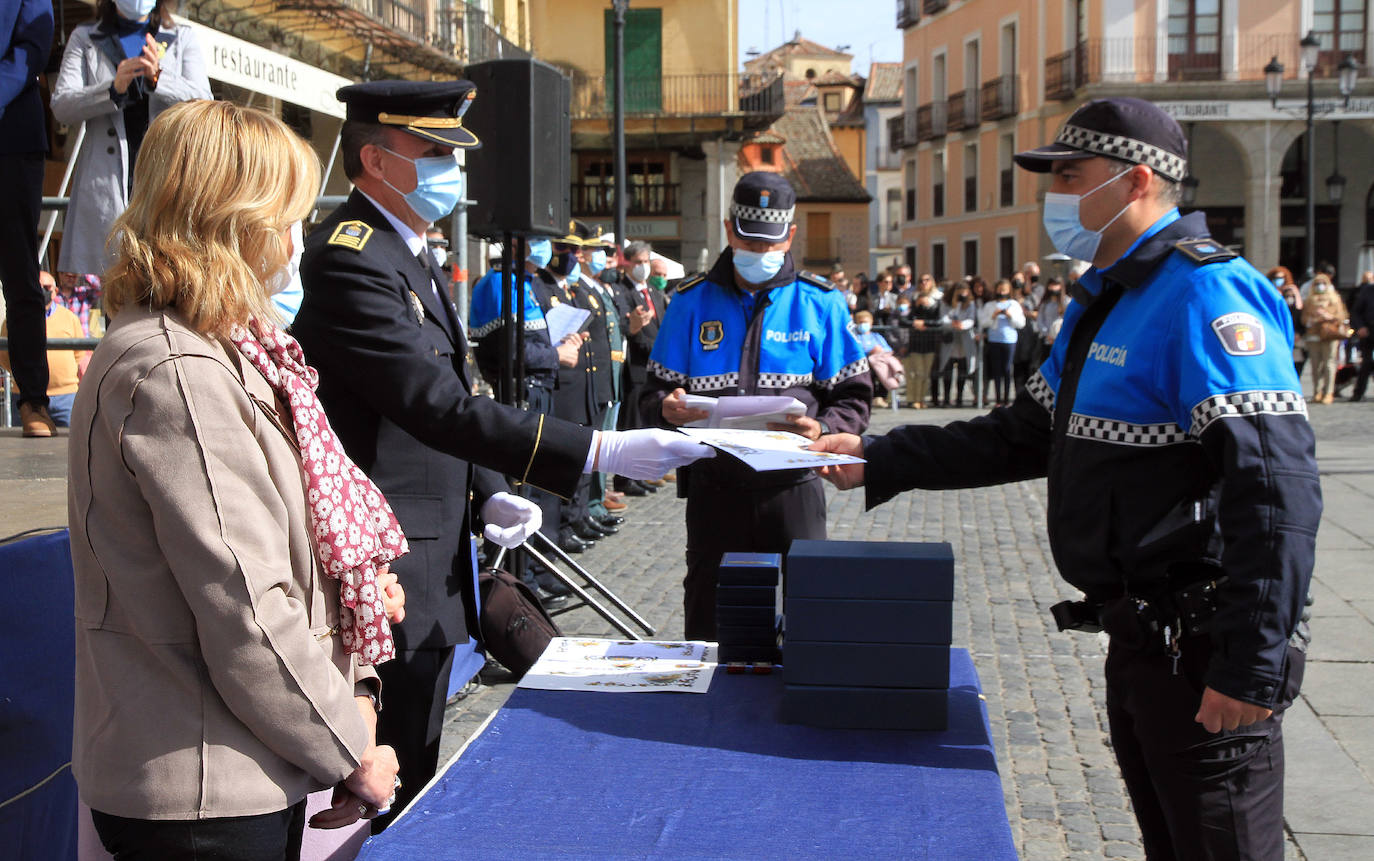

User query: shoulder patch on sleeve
[674,273,707,293]
[1210,311,1266,356]
[1174,238,1237,265]
[327,220,374,251]
[797,270,834,290]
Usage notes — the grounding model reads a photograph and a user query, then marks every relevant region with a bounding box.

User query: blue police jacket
[863,210,1320,710]
[469,267,557,386]
[640,249,872,491]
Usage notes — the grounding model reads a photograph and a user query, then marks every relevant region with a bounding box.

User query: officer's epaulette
[1174,238,1237,265]
[797,270,834,290]
[675,273,707,293]
[327,220,373,252]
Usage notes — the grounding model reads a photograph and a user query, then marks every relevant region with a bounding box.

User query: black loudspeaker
[464,59,571,239]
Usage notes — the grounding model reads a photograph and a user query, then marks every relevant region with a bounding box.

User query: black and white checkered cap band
[1189,390,1307,437]
[1068,414,1189,447]
[1056,124,1187,182]
[731,202,795,225]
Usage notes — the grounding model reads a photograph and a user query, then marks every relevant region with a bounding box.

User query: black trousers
[91,800,307,861]
[1105,636,1303,861]
[939,357,970,405]
[0,152,49,408]
[984,341,1014,403]
[371,644,456,833]
[1352,335,1373,400]
[682,477,826,641]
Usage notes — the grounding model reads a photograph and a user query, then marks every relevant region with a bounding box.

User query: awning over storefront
[185,20,351,118]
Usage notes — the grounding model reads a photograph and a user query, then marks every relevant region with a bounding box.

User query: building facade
[896,0,1374,285]
[530,0,782,269]
[864,62,905,275]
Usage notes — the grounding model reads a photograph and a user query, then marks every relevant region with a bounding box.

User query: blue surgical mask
[115,0,157,20]
[588,249,608,276]
[857,322,872,334]
[1041,169,1133,262]
[268,221,304,325]
[527,239,552,268]
[381,148,465,224]
[733,248,786,284]
[1271,276,1286,288]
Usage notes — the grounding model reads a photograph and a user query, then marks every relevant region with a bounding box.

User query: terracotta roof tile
[771,107,871,203]
[865,63,903,103]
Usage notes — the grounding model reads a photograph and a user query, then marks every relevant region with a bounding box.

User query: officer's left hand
[479,492,542,549]
[1195,687,1272,734]
[768,414,822,440]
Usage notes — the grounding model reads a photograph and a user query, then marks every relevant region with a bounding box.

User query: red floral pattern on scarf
[230,320,407,666]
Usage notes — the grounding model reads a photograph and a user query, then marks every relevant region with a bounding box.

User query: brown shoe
[604,490,627,503]
[603,496,628,511]
[643,478,667,487]
[20,403,56,438]
[663,471,676,482]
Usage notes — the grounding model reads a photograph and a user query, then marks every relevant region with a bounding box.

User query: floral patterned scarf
[230,320,407,665]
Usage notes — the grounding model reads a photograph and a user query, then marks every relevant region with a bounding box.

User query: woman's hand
[113,57,146,94]
[376,565,405,624]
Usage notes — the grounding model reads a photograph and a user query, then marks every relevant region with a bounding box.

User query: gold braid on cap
[377,112,465,129]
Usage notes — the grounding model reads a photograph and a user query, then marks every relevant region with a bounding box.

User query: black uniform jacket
[625,281,667,391]
[862,213,1320,709]
[572,272,615,409]
[537,270,597,425]
[293,191,594,650]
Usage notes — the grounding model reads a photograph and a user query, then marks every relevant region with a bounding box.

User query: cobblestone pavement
[438,400,1374,860]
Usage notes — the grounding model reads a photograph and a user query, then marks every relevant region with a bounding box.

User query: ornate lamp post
[1265,33,1359,279]
[612,0,630,251]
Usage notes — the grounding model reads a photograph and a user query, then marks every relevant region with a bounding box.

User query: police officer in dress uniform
[639,172,873,641]
[580,228,631,529]
[813,98,1320,860]
[291,80,712,829]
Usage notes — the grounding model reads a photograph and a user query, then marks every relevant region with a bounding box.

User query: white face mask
[1042,169,1134,262]
[268,221,304,324]
[630,262,651,284]
[430,245,448,267]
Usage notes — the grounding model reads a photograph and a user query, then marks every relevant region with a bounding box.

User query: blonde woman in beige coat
[68,101,404,861]
[1300,274,1349,404]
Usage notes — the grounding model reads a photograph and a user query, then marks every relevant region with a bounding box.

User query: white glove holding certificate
[480,492,542,548]
[595,429,716,479]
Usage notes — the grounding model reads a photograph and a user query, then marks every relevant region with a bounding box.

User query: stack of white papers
[683,394,807,430]
[519,638,718,693]
[678,427,866,471]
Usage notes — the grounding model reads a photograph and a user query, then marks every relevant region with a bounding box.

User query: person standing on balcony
[640,171,871,640]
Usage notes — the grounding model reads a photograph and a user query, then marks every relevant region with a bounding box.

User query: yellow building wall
[831,125,865,182]
[530,0,736,77]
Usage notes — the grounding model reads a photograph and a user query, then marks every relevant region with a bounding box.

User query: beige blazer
[67,306,377,820]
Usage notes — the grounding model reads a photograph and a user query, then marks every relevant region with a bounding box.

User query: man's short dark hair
[340,120,391,180]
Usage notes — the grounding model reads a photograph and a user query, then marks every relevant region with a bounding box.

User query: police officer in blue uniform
[814,98,1320,860]
[292,80,712,828]
[640,172,872,640]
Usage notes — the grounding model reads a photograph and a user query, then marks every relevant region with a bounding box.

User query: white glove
[594,428,716,480]
[480,492,542,549]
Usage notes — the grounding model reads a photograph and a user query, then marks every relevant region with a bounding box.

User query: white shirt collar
[360,190,426,258]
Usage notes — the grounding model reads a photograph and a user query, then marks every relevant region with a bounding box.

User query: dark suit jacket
[293,191,593,650]
[625,281,667,390]
[0,0,53,155]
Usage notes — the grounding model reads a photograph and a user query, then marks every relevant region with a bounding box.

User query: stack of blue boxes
[715,552,783,665]
[779,540,955,730]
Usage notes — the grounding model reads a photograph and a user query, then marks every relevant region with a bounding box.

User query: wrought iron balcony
[922,0,949,14]
[946,88,979,131]
[1044,48,1080,101]
[896,0,920,29]
[980,74,1018,120]
[915,102,946,141]
[570,72,785,120]
[571,183,681,217]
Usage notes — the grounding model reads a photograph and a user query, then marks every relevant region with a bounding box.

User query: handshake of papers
[673,397,864,472]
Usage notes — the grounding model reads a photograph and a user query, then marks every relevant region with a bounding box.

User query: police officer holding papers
[292,80,711,828]
[641,171,872,641]
[813,98,1320,859]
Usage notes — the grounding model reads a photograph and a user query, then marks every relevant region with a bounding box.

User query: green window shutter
[604,8,662,112]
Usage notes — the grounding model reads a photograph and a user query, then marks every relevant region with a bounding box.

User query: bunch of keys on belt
[1164,624,1181,675]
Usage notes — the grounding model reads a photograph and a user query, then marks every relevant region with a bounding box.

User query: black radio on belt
[1050,599,1103,634]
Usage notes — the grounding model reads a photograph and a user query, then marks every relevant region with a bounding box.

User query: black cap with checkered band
[1013,97,1187,182]
[730,171,796,242]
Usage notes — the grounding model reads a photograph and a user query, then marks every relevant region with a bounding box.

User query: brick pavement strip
[6,397,1367,858]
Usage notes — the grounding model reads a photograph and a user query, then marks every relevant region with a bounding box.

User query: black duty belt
[1051,575,1227,670]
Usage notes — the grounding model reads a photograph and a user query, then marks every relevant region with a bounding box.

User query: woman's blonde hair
[103,100,321,334]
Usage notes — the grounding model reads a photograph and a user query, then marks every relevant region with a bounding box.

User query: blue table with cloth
[357,648,1015,860]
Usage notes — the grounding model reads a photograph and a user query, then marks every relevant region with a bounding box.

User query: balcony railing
[874,141,902,170]
[946,88,979,131]
[432,4,529,62]
[342,0,425,41]
[980,75,1018,120]
[922,0,949,14]
[570,72,784,120]
[916,102,946,141]
[896,0,920,29]
[571,183,680,217]
[887,114,905,151]
[1043,34,1358,96]
[803,237,843,267]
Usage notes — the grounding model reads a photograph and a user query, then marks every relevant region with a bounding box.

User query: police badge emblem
[408,290,426,323]
[1210,312,1265,356]
[699,320,724,351]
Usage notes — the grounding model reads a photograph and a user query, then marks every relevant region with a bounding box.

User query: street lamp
[1263,33,1360,279]
[612,0,630,253]
[1326,121,1346,204]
